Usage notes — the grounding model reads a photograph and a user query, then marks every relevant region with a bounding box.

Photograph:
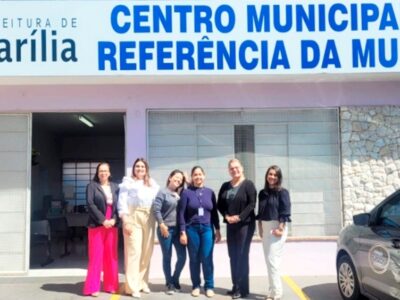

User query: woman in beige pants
[118,158,159,298]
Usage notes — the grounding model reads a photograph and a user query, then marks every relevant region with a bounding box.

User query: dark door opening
[30,112,125,269]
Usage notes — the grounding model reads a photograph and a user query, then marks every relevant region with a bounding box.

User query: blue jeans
[157,226,187,287]
[186,224,215,290]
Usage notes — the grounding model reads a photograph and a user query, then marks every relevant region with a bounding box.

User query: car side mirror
[353,213,371,226]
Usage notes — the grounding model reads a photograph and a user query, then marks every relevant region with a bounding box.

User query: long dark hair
[131,158,151,187]
[191,165,205,176]
[264,165,283,190]
[189,165,205,188]
[93,162,112,183]
[166,169,185,193]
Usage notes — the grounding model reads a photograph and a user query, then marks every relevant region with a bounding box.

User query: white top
[118,176,160,217]
[101,184,113,205]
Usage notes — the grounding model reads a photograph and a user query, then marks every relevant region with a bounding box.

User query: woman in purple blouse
[178,166,221,298]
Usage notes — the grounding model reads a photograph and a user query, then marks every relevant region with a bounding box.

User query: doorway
[30,112,125,269]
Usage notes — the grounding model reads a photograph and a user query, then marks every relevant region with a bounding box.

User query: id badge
[198,207,204,216]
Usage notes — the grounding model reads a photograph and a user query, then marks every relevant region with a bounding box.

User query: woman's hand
[214,230,221,243]
[272,223,285,237]
[102,220,112,228]
[159,223,169,238]
[225,215,240,224]
[121,215,133,235]
[272,228,283,237]
[123,222,133,235]
[179,231,187,245]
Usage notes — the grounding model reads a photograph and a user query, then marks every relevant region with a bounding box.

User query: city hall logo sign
[0,18,78,63]
[0,0,400,76]
[368,243,390,274]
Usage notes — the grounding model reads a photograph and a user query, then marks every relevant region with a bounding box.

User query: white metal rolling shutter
[0,114,30,274]
[252,110,341,236]
[148,112,197,188]
[148,109,340,236]
[148,112,235,192]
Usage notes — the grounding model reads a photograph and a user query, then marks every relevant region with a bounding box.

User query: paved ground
[0,241,341,300]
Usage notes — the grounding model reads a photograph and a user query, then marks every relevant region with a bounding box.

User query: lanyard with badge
[196,188,204,216]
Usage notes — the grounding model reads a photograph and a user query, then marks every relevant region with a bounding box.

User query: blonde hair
[131,158,151,187]
[228,158,243,168]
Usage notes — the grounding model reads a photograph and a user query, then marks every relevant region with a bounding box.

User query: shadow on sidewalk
[149,283,266,300]
[39,281,268,299]
[303,283,340,300]
[41,281,84,295]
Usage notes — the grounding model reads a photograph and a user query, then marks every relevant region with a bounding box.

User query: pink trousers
[83,225,119,294]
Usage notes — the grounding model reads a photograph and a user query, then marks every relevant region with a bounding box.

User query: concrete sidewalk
[27,240,337,278]
[0,241,338,300]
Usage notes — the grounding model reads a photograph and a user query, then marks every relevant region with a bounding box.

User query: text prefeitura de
[98,3,400,71]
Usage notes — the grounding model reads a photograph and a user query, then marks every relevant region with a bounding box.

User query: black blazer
[86,181,119,228]
[217,179,257,225]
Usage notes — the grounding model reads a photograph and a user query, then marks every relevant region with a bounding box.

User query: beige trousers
[123,206,155,294]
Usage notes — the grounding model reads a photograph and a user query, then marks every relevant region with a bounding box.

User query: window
[62,162,99,211]
[234,125,255,183]
[380,195,400,229]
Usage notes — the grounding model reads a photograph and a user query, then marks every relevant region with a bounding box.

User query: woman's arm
[178,191,189,245]
[238,181,257,222]
[152,190,169,238]
[211,191,220,231]
[152,190,165,225]
[256,190,265,220]
[86,183,106,225]
[217,182,228,221]
[177,190,188,233]
[278,189,292,224]
[118,183,133,234]
[110,183,119,226]
[257,191,264,238]
[117,184,129,219]
[273,189,291,237]
[211,191,221,243]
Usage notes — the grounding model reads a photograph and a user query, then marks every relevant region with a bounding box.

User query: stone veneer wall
[341,106,400,225]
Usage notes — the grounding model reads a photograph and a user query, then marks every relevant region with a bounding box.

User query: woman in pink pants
[83,162,119,297]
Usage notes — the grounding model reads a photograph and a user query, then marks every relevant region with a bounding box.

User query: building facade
[0,0,399,275]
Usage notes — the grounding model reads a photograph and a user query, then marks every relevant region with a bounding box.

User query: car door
[357,193,400,299]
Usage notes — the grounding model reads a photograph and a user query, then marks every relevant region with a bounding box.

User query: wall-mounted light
[78,115,94,128]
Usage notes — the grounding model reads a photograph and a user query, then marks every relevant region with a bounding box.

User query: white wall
[1,81,399,173]
[0,115,30,274]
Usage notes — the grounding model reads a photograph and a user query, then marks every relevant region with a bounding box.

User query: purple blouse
[178,185,220,232]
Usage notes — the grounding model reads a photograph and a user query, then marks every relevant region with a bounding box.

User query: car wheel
[337,254,362,300]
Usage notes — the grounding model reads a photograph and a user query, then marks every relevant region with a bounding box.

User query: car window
[378,194,400,229]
